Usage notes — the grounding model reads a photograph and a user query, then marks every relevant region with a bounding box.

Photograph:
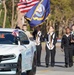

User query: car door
[19,31,34,72]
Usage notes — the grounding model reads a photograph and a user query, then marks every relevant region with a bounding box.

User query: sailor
[35,27,42,66]
[45,26,57,67]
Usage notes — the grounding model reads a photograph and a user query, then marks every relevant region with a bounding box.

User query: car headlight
[0,54,16,61]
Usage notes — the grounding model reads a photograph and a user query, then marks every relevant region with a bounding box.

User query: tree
[11,0,14,28]
[5,0,19,28]
[2,0,7,28]
[48,0,74,38]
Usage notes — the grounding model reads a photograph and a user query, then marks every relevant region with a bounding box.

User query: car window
[0,31,17,44]
[19,31,29,44]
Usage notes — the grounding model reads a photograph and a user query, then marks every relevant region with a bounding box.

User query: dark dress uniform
[70,31,74,56]
[45,32,57,67]
[61,34,73,67]
[35,31,42,66]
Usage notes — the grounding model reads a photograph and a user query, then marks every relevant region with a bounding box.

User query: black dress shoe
[51,63,54,67]
[69,63,73,67]
[37,64,41,67]
[51,65,54,67]
[46,65,49,68]
[65,65,68,68]
[69,64,73,67]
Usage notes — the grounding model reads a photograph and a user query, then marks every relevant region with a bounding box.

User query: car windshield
[0,31,18,45]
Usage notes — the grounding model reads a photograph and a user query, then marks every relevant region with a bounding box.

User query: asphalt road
[36,43,74,75]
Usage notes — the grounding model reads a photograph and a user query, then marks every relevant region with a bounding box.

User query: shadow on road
[54,62,65,68]
[54,65,64,68]
[39,65,46,67]
[39,62,65,68]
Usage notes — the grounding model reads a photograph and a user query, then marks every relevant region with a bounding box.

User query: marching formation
[31,24,74,68]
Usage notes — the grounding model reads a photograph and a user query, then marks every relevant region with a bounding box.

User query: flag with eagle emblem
[25,0,50,27]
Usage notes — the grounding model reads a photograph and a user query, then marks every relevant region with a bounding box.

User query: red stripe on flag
[18,1,39,8]
[18,0,39,6]
[19,4,35,9]
[19,0,26,2]
[17,0,39,13]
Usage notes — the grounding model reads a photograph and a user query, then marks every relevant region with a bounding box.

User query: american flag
[19,0,25,2]
[17,0,39,13]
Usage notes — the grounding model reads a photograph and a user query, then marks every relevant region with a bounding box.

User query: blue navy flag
[25,0,50,27]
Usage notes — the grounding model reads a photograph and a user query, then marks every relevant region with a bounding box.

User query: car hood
[0,44,24,55]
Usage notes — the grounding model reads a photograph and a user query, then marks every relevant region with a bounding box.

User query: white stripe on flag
[18,1,38,8]
[18,0,39,13]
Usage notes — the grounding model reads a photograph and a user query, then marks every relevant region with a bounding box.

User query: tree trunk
[2,0,7,28]
[65,19,69,27]
[11,0,14,28]
[0,9,2,17]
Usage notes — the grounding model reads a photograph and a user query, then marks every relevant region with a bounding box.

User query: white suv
[0,28,37,75]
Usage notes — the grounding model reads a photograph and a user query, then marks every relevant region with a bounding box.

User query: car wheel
[32,65,36,75]
[26,70,34,75]
[32,51,37,75]
[16,56,22,75]
[26,51,37,75]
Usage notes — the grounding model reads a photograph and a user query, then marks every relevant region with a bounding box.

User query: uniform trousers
[64,47,73,66]
[36,44,42,66]
[72,46,74,56]
[45,46,56,66]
